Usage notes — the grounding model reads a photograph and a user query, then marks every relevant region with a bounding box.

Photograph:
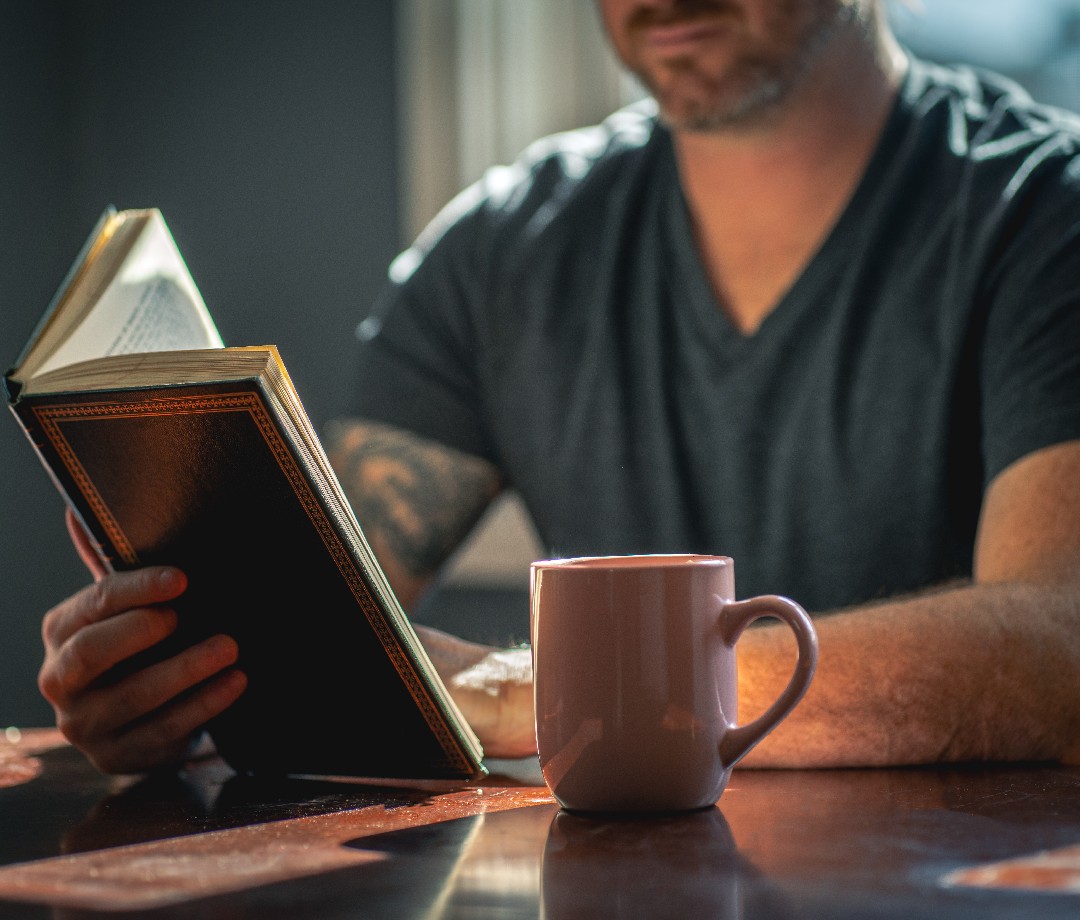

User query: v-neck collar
[661,69,917,356]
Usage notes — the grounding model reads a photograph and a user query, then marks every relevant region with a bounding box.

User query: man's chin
[655,85,785,133]
[641,59,786,133]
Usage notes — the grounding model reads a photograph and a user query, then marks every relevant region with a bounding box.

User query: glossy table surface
[2,729,1080,918]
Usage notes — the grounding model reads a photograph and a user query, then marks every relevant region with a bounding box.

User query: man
[39,0,1080,775]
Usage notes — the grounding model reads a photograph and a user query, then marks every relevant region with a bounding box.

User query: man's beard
[653,54,795,131]
[625,1,869,133]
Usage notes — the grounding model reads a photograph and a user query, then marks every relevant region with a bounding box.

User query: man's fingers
[83,668,249,775]
[41,605,179,703]
[44,512,245,775]
[41,567,187,650]
[53,635,246,772]
[58,633,242,735]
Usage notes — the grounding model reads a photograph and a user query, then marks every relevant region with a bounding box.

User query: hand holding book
[38,508,247,774]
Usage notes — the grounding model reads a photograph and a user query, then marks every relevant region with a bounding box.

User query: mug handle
[716,595,818,767]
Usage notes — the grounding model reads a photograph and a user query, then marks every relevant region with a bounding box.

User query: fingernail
[224,669,248,695]
[158,569,186,593]
[208,634,239,661]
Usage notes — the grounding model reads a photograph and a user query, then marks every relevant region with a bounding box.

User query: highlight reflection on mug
[541,806,746,920]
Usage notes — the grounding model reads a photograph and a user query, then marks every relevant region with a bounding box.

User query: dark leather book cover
[7,376,485,781]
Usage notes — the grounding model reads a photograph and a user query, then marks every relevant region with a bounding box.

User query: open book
[4,207,485,781]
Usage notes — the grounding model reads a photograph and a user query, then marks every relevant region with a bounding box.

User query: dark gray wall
[0,0,402,725]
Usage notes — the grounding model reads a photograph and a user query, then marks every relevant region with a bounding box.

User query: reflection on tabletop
[3,729,1080,918]
[540,806,768,920]
[0,731,777,917]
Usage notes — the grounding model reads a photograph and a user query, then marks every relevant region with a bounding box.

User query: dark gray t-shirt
[348,57,1080,612]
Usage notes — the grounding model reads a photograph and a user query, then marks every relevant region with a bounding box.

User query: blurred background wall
[2,0,1078,728]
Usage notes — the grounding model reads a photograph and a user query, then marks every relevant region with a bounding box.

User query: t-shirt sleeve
[980,155,1080,485]
[340,105,654,467]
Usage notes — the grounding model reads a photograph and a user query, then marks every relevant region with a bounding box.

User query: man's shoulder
[407,98,667,259]
[516,97,661,172]
[903,55,1080,150]
[476,97,665,215]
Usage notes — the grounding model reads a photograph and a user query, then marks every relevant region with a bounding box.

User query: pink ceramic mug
[531,554,818,813]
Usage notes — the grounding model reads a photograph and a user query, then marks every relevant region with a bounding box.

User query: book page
[33,212,222,377]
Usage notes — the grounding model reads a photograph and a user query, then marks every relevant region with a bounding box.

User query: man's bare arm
[323,418,535,756]
[324,418,504,610]
[738,439,1080,767]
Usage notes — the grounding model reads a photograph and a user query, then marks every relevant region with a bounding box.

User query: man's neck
[671,22,908,335]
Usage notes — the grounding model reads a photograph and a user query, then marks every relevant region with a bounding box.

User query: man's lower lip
[643,20,725,49]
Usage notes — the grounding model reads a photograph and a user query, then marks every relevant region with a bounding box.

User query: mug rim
[531,553,732,570]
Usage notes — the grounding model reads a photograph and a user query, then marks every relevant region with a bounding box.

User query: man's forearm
[424,581,1080,767]
[736,580,1080,768]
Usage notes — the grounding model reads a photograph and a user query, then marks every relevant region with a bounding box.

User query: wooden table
[2,728,1080,918]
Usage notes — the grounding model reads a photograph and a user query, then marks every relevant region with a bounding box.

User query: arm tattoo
[324,419,503,579]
